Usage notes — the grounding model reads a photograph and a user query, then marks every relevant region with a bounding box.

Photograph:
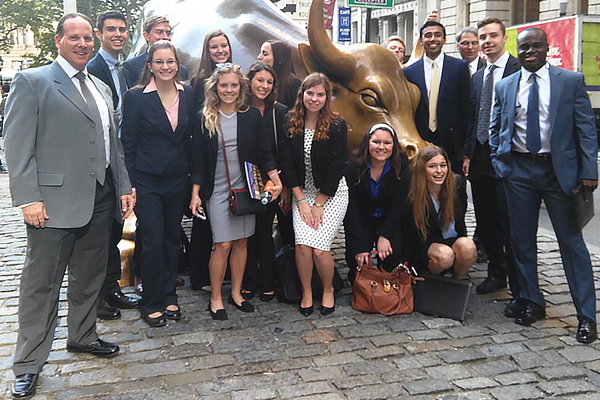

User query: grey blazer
[3,61,132,228]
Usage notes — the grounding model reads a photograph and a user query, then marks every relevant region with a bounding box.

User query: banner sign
[324,0,336,29]
[339,7,351,42]
[348,0,394,8]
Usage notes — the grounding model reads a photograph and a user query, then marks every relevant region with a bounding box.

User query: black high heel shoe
[320,303,335,316]
[299,305,313,317]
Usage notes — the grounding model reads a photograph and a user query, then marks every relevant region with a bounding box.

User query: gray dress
[207,111,255,242]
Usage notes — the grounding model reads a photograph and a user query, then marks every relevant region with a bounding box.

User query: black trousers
[100,218,123,298]
[188,215,213,290]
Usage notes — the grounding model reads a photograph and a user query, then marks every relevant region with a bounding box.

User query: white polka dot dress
[292,129,349,251]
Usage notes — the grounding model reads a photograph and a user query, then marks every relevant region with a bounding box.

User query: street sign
[348,0,393,8]
[339,7,351,42]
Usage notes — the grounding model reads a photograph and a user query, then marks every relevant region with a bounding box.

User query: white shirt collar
[488,50,510,69]
[56,55,87,79]
[521,63,550,82]
[424,53,444,69]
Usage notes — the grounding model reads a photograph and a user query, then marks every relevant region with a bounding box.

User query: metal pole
[365,8,372,43]
[63,0,77,14]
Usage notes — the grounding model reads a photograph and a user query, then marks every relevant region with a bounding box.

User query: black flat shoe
[241,290,255,301]
[259,292,275,302]
[576,318,598,344]
[299,305,313,317]
[208,304,228,320]
[504,298,528,318]
[320,304,335,316]
[227,295,255,312]
[476,276,507,294]
[105,290,140,309]
[12,373,38,399]
[66,338,120,358]
[97,298,121,320]
[165,307,182,321]
[515,302,545,326]
[142,313,167,327]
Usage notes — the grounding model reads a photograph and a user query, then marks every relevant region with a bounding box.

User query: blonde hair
[410,146,456,240]
[287,73,337,141]
[202,64,248,137]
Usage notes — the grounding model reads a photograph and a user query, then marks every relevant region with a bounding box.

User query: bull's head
[299,0,427,157]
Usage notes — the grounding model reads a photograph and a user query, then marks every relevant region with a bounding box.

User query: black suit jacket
[191,107,277,201]
[121,85,195,187]
[280,117,348,197]
[403,55,471,171]
[476,57,486,72]
[464,54,520,161]
[123,51,189,88]
[87,52,119,109]
[343,158,411,255]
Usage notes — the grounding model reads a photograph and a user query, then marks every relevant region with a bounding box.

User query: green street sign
[348,0,394,8]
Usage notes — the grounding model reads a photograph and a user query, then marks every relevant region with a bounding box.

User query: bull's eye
[360,90,382,108]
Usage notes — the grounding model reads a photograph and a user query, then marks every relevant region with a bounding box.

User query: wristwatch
[314,203,324,208]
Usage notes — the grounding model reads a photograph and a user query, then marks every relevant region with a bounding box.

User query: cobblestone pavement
[2,169,600,400]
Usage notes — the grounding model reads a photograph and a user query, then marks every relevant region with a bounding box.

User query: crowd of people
[2,8,598,400]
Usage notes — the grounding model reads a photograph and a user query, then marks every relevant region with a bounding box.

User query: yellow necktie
[429,61,439,132]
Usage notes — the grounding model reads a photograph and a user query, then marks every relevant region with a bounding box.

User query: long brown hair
[287,73,337,141]
[265,40,296,105]
[410,145,456,240]
[203,64,248,137]
[246,61,277,109]
[137,40,180,88]
[350,123,406,183]
[194,30,233,85]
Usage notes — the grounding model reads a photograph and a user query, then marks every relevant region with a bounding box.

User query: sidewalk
[1,170,600,399]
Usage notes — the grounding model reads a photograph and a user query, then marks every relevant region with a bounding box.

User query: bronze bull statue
[129,0,427,155]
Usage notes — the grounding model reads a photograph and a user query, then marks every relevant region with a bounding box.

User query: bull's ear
[407,81,421,114]
[298,43,320,75]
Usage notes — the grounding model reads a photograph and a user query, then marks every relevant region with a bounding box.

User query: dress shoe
[12,373,38,399]
[105,290,140,309]
[576,318,598,344]
[208,303,228,320]
[66,338,120,358]
[515,302,546,326]
[97,298,121,320]
[175,277,185,287]
[320,304,335,316]
[476,276,507,294]
[259,292,275,302]
[299,305,313,317]
[504,298,528,318]
[227,295,255,312]
[142,313,167,327]
[165,306,182,321]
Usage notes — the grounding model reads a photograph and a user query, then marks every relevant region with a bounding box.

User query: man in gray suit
[3,13,134,399]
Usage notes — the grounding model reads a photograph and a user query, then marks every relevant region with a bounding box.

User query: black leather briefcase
[413,273,472,321]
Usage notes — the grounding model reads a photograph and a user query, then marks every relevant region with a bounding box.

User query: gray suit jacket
[3,61,132,228]
[490,65,598,195]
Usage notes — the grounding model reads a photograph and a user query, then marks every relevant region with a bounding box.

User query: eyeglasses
[215,62,240,70]
[151,59,177,66]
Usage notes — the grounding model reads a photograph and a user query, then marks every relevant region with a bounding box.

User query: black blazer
[463,54,521,160]
[344,158,411,255]
[121,85,195,186]
[403,193,467,268]
[264,102,290,167]
[191,107,277,200]
[404,55,471,170]
[280,116,347,197]
[123,51,189,88]
[87,52,120,109]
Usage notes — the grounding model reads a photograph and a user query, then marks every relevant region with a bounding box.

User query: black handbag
[219,125,266,217]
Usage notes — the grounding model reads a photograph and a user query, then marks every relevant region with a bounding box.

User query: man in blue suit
[87,10,140,320]
[122,15,188,88]
[463,17,521,304]
[404,20,471,174]
[490,28,598,343]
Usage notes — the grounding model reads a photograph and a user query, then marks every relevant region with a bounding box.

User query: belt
[511,151,552,162]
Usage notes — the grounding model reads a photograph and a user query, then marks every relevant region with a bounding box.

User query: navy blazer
[490,65,598,195]
[121,84,195,187]
[404,55,471,170]
[87,52,120,109]
[123,51,189,88]
[191,107,278,201]
[343,158,411,255]
[463,54,520,160]
[280,117,348,197]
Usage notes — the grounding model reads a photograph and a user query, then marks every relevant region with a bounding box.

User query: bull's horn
[308,0,356,80]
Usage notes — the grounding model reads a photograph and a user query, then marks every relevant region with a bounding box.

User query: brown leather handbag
[351,261,414,315]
